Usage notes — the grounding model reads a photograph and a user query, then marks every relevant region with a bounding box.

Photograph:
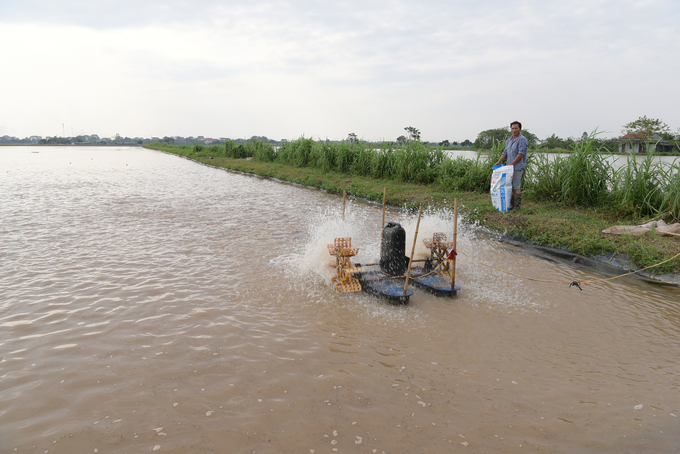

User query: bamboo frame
[382,187,386,230]
[381,187,387,255]
[403,205,423,294]
[342,191,346,220]
[451,198,458,296]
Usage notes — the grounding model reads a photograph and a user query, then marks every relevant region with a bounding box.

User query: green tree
[475,126,538,149]
[396,135,407,145]
[473,127,509,149]
[347,132,359,144]
[439,140,450,147]
[521,129,539,148]
[622,116,672,139]
[542,133,565,149]
[404,126,421,142]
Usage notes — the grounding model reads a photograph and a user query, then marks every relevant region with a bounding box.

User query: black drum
[380,222,410,276]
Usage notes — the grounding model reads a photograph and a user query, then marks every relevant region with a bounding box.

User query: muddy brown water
[1,146,679,454]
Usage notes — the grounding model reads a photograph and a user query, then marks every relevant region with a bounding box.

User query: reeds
[559,131,612,206]
[526,133,679,220]
[655,158,680,220]
[214,134,679,221]
[224,139,275,160]
[268,138,449,185]
[524,152,566,201]
[610,149,665,217]
[525,132,612,206]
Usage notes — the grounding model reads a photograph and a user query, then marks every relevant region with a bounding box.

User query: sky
[1,0,679,143]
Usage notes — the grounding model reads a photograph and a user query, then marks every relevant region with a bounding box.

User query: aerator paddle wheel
[423,232,454,276]
[327,237,362,293]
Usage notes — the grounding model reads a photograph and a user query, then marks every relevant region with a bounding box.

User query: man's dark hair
[511,121,522,130]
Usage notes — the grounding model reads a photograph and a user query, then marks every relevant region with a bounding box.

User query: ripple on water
[2,147,680,453]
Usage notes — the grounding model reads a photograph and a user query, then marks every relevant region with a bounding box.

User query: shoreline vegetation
[143,138,680,280]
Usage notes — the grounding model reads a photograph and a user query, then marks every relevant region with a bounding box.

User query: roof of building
[620,133,665,141]
[621,132,648,139]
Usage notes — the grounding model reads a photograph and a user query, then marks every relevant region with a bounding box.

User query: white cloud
[1,0,679,141]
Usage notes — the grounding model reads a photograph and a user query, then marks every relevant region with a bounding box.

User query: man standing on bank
[493,121,528,210]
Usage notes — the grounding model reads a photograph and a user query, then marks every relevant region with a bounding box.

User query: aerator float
[328,193,461,305]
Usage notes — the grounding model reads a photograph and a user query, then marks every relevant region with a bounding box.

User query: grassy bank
[145,141,680,275]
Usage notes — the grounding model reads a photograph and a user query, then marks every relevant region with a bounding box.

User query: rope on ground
[455,249,680,290]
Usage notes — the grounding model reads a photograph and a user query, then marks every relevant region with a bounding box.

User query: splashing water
[295,203,470,281]
[397,206,469,262]
[273,197,542,312]
[297,201,378,282]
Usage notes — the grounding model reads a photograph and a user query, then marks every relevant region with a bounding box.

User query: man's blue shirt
[502,134,528,170]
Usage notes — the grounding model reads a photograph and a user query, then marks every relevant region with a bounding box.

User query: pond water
[1,146,679,453]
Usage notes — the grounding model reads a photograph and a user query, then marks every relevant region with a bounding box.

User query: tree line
[472,116,679,152]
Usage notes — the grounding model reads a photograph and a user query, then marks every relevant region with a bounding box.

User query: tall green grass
[525,133,679,220]
[223,139,275,160]
[190,134,678,222]
[524,152,566,202]
[437,139,504,192]
[270,138,449,185]
[559,132,612,206]
[526,132,612,206]
[610,150,665,217]
[656,158,680,220]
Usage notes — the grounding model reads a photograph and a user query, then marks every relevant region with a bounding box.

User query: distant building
[619,133,678,153]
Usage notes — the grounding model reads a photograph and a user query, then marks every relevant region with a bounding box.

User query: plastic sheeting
[602,220,680,236]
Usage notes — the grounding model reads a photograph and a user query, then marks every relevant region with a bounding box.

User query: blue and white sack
[490,165,513,213]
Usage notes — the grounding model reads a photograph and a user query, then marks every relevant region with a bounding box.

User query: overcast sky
[1,0,679,142]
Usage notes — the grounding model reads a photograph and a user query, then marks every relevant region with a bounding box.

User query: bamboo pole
[403,205,423,294]
[381,187,387,256]
[342,191,346,220]
[451,197,459,297]
[382,187,387,230]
